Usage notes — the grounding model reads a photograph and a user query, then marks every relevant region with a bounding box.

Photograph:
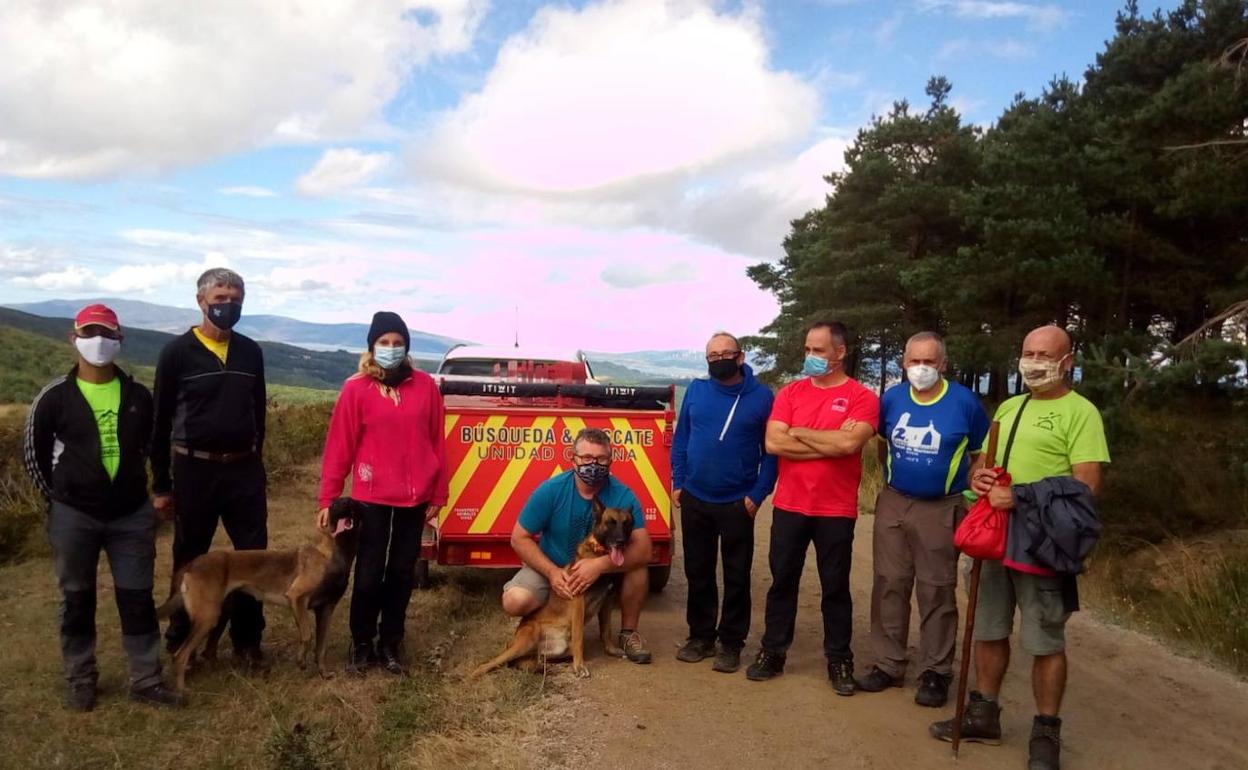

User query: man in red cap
[24,304,183,710]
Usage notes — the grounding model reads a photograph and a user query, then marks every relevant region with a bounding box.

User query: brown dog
[472,498,634,679]
[157,498,362,692]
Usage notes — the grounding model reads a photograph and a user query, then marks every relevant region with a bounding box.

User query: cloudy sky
[0,0,1166,351]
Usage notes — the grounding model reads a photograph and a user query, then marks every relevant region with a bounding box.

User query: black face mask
[207,301,242,331]
[708,359,741,382]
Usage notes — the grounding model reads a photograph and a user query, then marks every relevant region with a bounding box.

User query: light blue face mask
[802,354,830,377]
[374,345,407,370]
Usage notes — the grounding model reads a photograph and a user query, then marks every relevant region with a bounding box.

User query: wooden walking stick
[952,420,1000,758]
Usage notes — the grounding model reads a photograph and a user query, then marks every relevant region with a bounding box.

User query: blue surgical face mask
[373,345,407,370]
[802,354,830,378]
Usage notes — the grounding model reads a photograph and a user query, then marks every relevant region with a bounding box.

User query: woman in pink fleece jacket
[316,311,448,675]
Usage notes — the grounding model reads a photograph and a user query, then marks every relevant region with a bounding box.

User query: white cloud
[875,12,904,44]
[219,186,278,198]
[917,1,1068,31]
[296,149,393,197]
[412,0,817,193]
[988,38,1035,59]
[601,261,697,288]
[936,38,972,61]
[0,0,488,179]
[12,266,94,291]
[0,244,57,277]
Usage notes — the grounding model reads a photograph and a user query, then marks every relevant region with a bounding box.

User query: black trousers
[166,453,268,650]
[351,501,426,646]
[680,491,755,650]
[761,508,856,662]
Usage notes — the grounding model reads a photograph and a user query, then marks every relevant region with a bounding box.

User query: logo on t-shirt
[830,397,850,413]
[1033,412,1059,432]
[891,412,941,455]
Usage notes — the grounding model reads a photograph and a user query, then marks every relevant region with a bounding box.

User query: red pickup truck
[418,346,676,591]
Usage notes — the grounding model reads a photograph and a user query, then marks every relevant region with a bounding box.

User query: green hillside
[0,322,336,405]
[0,308,439,396]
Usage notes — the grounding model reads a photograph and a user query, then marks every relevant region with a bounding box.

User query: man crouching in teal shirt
[501,427,653,663]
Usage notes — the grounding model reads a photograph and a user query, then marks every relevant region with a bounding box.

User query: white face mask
[906,364,941,391]
[1018,355,1068,392]
[75,335,121,367]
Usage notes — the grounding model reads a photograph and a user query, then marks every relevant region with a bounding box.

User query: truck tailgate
[437,405,673,567]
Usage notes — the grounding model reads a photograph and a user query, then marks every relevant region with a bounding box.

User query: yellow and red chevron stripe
[439,409,672,539]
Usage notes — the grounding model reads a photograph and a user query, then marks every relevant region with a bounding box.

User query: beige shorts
[503,565,550,606]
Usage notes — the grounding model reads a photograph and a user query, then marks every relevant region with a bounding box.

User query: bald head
[1022,325,1072,359]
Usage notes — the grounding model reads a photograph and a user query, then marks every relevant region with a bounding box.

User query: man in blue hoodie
[672,332,778,673]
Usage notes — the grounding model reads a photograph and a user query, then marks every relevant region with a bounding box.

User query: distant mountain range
[5,298,716,381]
[5,298,463,359]
[0,306,393,391]
[590,348,769,379]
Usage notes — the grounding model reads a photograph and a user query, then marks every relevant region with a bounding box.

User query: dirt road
[559,504,1248,770]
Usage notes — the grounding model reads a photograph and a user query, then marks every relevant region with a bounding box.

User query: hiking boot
[618,630,652,664]
[347,641,375,677]
[1028,715,1062,770]
[234,645,270,675]
[828,658,856,696]
[745,649,785,681]
[915,670,952,708]
[64,683,97,712]
[377,642,406,676]
[676,637,716,663]
[711,645,742,674]
[130,682,186,708]
[929,691,1003,745]
[855,665,903,693]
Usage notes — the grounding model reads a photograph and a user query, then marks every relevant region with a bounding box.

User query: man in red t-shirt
[746,321,879,696]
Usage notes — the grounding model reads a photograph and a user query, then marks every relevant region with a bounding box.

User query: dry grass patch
[0,472,591,769]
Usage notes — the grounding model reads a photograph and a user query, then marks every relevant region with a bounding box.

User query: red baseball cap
[74,303,120,331]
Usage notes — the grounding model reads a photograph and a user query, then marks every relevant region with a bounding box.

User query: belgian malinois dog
[472,498,634,678]
[157,497,362,692]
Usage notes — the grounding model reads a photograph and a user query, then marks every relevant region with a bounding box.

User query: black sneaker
[347,641,375,677]
[929,690,1003,745]
[377,642,406,676]
[1028,715,1062,770]
[828,658,856,696]
[131,682,186,708]
[855,665,903,693]
[915,670,952,708]
[711,645,742,673]
[745,649,785,681]
[676,638,716,663]
[64,683,97,712]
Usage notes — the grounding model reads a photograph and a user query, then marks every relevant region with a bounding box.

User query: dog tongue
[333,517,353,536]
[610,547,625,567]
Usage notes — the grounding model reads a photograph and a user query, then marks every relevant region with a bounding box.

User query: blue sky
[0,0,1173,350]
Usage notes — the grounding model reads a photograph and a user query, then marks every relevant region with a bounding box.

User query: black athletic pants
[681,491,755,651]
[165,453,268,651]
[760,508,856,662]
[351,501,427,646]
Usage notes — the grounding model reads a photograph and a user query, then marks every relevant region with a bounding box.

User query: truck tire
[413,558,431,590]
[648,565,671,593]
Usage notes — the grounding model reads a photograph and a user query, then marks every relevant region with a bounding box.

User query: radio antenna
[514,305,519,348]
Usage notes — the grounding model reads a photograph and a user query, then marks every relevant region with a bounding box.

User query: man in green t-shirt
[930,325,1110,770]
[24,304,183,711]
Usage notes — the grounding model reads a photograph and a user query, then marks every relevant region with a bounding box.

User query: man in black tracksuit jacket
[152,268,269,664]
[25,303,182,710]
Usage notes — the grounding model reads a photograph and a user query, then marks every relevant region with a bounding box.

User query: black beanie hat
[367,311,410,351]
